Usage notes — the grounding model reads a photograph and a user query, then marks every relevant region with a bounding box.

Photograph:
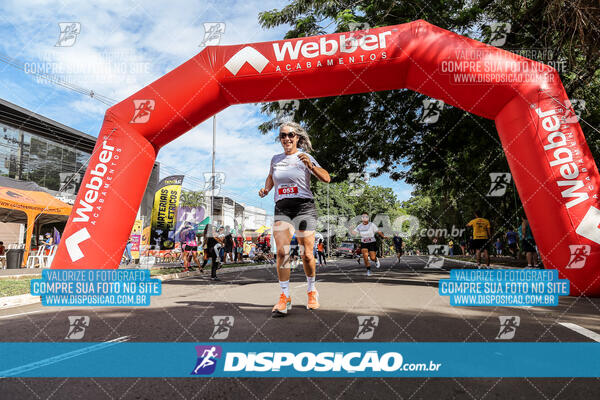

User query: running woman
[259,122,331,317]
[392,234,403,263]
[180,222,202,272]
[353,213,386,276]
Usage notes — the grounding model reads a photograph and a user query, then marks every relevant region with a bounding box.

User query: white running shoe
[375,259,380,269]
[367,269,372,277]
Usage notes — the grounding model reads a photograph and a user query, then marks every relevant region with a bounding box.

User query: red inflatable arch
[51,20,600,296]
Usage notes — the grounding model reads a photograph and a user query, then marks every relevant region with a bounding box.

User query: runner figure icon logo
[130,99,155,124]
[566,245,591,269]
[486,22,511,47]
[565,99,586,123]
[487,173,512,197]
[427,245,449,256]
[496,316,520,340]
[210,316,234,340]
[354,316,379,340]
[419,99,444,124]
[191,345,222,375]
[199,22,226,47]
[65,316,90,340]
[55,22,81,47]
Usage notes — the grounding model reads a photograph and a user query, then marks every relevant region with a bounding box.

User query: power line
[0,53,117,106]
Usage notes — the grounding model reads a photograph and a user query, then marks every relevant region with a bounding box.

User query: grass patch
[0,277,35,297]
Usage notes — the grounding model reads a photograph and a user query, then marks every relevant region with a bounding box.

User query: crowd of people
[176,223,276,281]
[424,211,541,269]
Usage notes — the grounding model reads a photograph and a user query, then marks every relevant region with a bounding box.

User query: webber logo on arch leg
[576,206,600,246]
[224,47,269,76]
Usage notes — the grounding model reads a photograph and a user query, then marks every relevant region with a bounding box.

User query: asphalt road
[1,256,600,399]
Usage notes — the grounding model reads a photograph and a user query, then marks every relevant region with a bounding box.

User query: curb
[0,263,275,309]
[0,273,42,280]
[157,263,273,282]
[0,293,40,309]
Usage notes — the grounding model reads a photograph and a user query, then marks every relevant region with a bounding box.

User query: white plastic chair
[27,247,45,268]
[42,246,58,268]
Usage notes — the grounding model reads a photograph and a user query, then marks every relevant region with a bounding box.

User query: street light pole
[211,115,216,223]
[327,183,330,257]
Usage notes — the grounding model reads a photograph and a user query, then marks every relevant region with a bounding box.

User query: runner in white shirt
[353,213,386,276]
[259,122,331,317]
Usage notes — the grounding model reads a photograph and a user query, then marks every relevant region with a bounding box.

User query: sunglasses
[279,132,296,139]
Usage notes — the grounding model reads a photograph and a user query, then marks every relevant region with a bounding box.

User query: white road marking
[0,336,131,377]
[0,310,45,319]
[560,322,600,342]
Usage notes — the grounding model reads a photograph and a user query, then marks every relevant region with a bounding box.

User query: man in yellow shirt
[466,211,491,268]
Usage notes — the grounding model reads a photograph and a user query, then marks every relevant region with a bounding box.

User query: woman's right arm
[259,174,274,197]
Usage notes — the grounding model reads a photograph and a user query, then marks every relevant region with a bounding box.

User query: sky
[0,0,413,212]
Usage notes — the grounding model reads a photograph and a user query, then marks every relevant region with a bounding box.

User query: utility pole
[211,115,216,224]
[327,183,330,257]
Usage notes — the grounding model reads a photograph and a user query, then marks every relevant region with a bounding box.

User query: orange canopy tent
[0,177,72,266]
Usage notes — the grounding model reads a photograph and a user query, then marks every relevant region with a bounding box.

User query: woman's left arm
[298,153,330,183]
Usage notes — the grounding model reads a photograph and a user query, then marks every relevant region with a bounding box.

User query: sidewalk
[0,262,275,309]
[0,261,262,279]
[0,268,43,279]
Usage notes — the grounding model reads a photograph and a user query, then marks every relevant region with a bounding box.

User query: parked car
[335,242,356,258]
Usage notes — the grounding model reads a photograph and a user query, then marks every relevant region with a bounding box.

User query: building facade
[0,97,158,243]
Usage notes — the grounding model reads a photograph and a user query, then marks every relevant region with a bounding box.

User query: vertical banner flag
[130,219,143,259]
[150,175,184,249]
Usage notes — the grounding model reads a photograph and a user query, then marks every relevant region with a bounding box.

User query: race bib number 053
[278,184,299,195]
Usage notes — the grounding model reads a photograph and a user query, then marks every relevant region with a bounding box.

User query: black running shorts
[472,239,488,251]
[360,241,377,252]
[274,198,318,231]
